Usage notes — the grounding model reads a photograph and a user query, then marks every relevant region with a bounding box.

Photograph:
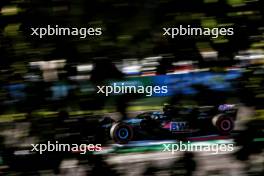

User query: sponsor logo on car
[170,121,188,131]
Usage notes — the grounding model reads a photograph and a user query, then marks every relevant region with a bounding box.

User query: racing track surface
[105,145,263,176]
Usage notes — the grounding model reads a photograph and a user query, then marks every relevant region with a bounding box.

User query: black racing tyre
[110,122,133,144]
[212,114,234,134]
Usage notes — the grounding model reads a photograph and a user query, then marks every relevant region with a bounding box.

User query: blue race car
[105,104,238,143]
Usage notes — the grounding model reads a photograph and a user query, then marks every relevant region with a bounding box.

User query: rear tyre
[212,114,234,134]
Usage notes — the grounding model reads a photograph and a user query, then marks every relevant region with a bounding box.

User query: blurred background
[0,0,263,175]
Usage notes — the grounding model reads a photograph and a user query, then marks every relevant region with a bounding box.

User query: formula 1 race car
[104,104,238,143]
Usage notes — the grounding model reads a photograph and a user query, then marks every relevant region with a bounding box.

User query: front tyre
[110,122,134,144]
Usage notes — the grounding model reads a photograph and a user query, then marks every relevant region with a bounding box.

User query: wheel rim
[117,128,129,139]
[220,119,232,131]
